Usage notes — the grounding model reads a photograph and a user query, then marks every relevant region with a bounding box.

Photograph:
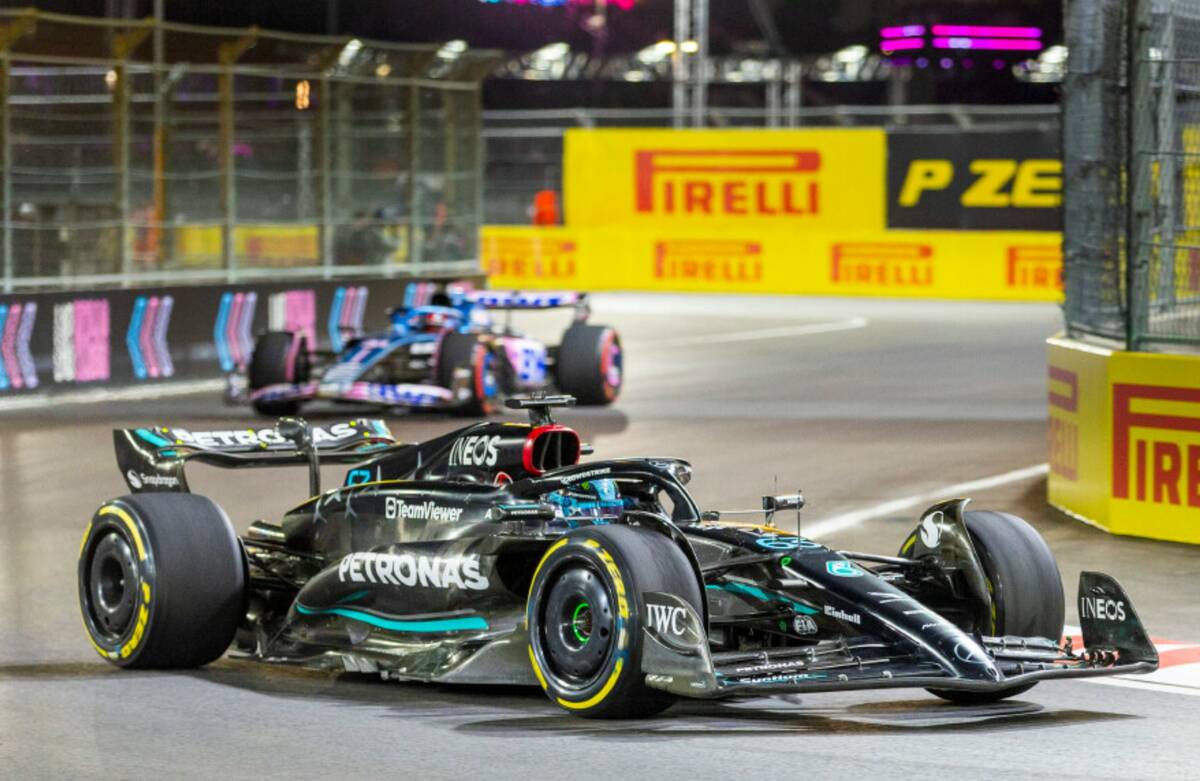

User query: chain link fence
[0,10,495,292]
[483,104,1062,224]
[1065,0,1200,350]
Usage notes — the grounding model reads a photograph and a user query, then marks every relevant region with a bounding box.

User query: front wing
[242,380,457,409]
[641,571,1159,699]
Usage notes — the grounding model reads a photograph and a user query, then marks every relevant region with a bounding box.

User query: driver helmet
[546,478,625,522]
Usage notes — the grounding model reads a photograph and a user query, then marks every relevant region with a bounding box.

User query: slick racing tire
[527,525,703,718]
[901,510,1065,704]
[555,324,622,406]
[249,331,309,416]
[434,331,498,416]
[78,494,246,669]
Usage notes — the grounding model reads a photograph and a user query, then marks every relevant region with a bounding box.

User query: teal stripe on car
[295,604,488,632]
[705,582,819,615]
[135,428,172,448]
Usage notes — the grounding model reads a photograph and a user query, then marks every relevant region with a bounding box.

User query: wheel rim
[84,531,139,641]
[538,561,616,689]
[601,335,622,397]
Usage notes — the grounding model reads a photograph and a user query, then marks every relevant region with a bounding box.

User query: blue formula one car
[227,289,622,417]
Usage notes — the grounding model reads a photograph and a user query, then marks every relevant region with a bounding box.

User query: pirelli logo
[483,236,576,279]
[1006,245,1062,290]
[1112,383,1200,507]
[634,149,820,216]
[653,240,763,283]
[1048,366,1078,480]
[830,242,934,287]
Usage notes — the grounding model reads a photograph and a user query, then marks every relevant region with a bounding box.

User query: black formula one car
[79,397,1158,718]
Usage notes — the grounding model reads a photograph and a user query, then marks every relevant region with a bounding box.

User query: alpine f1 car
[227,289,621,417]
[80,396,1157,718]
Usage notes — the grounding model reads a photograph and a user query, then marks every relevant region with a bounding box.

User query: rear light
[523,425,581,476]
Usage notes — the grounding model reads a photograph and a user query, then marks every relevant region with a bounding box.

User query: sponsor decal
[646,602,688,636]
[826,560,864,578]
[169,422,360,449]
[953,640,991,666]
[1007,245,1062,290]
[653,240,763,283]
[448,434,500,467]
[886,129,1062,230]
[634,149,821,217]
[824,604,862,625]
[919,512,943,548]
[268,289,317,356]
[345,468,372,486]
[483,236,577,280]
[126,469,180,489]
[384,496,464,523]
[830,242,934,287]
[735,672,828,684]
[561,467,612,484]
[1080,596,1127,622]
[1048,365,1079,481]
[1112,383,1200,507]
[792,615,818,635]
[338,551,489,590]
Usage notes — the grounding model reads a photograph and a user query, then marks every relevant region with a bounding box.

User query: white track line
[0,378,224,412]
[656,317,869,347]
[801,463,1051,539]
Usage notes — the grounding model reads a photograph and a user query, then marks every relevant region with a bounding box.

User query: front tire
[902,510,1064,704]
[527,525,703,718]
[78,494,246,669]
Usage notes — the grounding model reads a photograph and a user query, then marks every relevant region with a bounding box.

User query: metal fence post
[217,31,256,283]
[114,61,132,284]
[318,77,333,278]
[0,52,10,294]
[407,82,423,267]
[1156,7,1177,307]
[1128,0,1155,351]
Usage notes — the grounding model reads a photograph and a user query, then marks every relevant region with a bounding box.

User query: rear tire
[902,510,1064,704]
[249,331,308,416]
[556,324,622,405]
[527,525,703,718]
[78,494,246,669]
[434,332,498,416]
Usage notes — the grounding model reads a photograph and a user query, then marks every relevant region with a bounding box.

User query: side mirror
[277,417,312,448]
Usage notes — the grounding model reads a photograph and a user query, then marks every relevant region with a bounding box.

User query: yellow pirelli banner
[486,127,1063,301]
[1048,337,1200,544]
[564,128,886,231]
[483,225,1062,301]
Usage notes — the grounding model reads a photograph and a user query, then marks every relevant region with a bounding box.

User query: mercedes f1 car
[80,397,1158,718]
[227,290,621,417]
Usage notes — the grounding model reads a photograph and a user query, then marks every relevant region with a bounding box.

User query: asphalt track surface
[2,294,1198,780]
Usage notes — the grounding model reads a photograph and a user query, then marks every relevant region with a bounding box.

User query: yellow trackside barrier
[1048,336,1200,544]
[488,127,1063,302]
[482,225,1062,302]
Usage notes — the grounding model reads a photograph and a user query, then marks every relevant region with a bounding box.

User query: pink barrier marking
[285,290,317,348]
[227,292,246,368]
[2,304,22,388]
[140,296,161,378]
[74,299,111,382]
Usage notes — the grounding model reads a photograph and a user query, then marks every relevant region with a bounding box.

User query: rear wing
[460,290,587,312]
[114,419,397,495]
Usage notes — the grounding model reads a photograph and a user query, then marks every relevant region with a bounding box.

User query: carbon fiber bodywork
[104,401,1159,701]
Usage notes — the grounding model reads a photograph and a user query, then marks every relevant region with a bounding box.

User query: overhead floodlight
[338,38,363,68]
[438,39,469,60]
[636,39,677,64]
[680,39,699,54]
[375,62,392,77]
[531,42,570,66]
[834,45,868,64]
